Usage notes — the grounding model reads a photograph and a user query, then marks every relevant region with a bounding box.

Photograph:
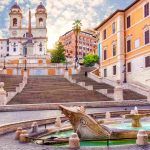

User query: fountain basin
[35,129,150,147]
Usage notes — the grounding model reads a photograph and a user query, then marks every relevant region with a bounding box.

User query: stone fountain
[124,106,150,128]
[59,105,150,140]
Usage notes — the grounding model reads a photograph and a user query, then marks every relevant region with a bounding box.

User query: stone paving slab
[0,106,150,126]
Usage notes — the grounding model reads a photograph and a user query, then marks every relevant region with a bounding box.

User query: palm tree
[72,20,82,68]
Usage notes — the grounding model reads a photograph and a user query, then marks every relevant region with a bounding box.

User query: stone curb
[0,100,149,111]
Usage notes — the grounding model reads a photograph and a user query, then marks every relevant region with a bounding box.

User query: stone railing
[0,63,74,69]
[0,72,28,105]
[64,72,94,91]
[124,82,150,102]
[88,71,117,87]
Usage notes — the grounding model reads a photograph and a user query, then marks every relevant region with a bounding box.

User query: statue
[59,105,110,140]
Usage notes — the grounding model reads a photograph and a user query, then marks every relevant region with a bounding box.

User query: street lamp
[123,64,127,83]
[3,55,6,70]
[65,59,68,70]
[24,46,27,71]
[24,55,27,71]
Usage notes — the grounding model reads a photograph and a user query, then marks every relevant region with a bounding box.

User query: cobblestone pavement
[0,133,150,150]
[0,106,150,125]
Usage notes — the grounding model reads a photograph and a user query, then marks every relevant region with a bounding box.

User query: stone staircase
[0,75,23,92]
[0,74,27,105]
[9,75,112,104]
[72,67,147,100]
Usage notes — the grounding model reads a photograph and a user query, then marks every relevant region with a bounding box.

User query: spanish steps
[9,75,112,104]
[5,66,147,104]
[72,67,147,100]
[0,74,23,92]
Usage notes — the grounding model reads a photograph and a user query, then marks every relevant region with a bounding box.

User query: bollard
[19,130,29,143]
[136,130,148,145]
[15,127,22,140]
[69,133,80,149]
[31,122,38,133]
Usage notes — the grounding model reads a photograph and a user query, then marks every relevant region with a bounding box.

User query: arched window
[13,18,17,27]
[39,18,44,27]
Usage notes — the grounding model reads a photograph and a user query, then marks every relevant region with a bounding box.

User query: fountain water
[125,107,150,128]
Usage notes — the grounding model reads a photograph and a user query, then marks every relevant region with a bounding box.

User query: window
[104,49,107,60]
[145,30,149,45]
[13,47,16,52]
[145,56,150,68]
[113,65,116,75]
[104,69,107,77]
[112,22,116,34]
[144,3,149,17]
[112,44,116,56]
[39,18,44,27]
[127,16,131,28]
[127,62,131,72]
[127,39,131,52]
[13,18,17,27]
[134,39,140,48]
[103,29,106,40]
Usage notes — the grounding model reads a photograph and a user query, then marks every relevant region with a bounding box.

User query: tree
[72,20,82,68]
[51,42,65,63]
[83,54,99,67]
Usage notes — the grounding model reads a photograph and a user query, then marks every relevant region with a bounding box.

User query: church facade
[0,2,47,57]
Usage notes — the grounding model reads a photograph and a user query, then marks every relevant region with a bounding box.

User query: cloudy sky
[0,0,135,48]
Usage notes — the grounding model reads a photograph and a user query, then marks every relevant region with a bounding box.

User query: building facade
[95,0,150,86]
[0,2,47,57]
[59,29,97,59]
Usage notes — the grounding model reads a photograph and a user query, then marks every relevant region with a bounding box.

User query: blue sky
[0,0,135,48]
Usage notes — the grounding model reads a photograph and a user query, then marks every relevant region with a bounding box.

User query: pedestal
[0,82,7,105]
[31,122,38,133]
[69,133,80,149]
[136,130,148,145]
[64,70,69,78]
[2,69,7,75]
[114,80,123,101]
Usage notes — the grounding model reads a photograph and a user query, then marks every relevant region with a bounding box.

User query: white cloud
[1,0,120,49]
[0,0,11,12]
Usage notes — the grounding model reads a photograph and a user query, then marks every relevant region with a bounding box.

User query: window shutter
[127,62,131,72]
[145,56,150,67]
[145,30,149,45]
[127,40,131,52]
[144,3,149,17]
[127,16,131,28]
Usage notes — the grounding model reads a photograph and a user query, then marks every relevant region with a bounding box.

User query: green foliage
[83,54,99,67]
[51,42,65,63]
[72,20,82,35]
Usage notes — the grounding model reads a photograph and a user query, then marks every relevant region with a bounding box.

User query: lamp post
[3,55,6,70]
[65,59,68,70]
[123,64,127,83]
[24,46,27,71]
[24,55,27,71]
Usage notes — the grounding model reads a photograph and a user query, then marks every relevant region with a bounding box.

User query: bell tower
[9,2,22,29]
[35,2,47,28]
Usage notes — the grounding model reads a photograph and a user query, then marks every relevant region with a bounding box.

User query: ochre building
[95,0,150,86]
[59,29,97,59]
